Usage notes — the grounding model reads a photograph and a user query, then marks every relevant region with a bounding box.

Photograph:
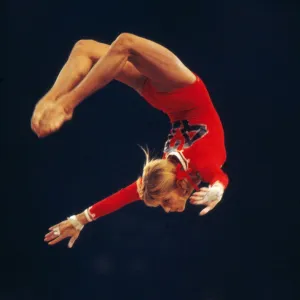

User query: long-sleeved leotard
[89,74,228,220]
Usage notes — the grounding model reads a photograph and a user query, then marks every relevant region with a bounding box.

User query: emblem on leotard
[164,120,208,153]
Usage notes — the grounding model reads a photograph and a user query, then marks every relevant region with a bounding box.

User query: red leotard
[89,74,228,220]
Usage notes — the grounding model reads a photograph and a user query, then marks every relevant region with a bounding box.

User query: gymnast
[31,33,229,248]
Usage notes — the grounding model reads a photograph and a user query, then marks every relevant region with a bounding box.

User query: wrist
[212,181,224,190]
[76,211,90,226]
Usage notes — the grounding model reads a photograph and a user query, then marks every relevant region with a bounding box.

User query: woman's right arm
[44,180,141,248]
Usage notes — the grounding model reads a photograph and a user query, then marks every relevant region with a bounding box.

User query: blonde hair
[137,146,195,207]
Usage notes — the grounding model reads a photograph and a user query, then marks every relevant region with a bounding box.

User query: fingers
[190,199,209,205]
[190,188,209,200]
[44,230,60,242]
[45,223,63,242]
[48,234,66,246]
[190,192,208,204]
[190,186,222,206]
[190,189,222,216]
[198,197,222,216]
[192,191,207,197]
[199,206,212,216]
[49,221,66,231]
[45,220,80,247]
[45,230,79,248]
[68,233,79,249]
[49,224,59,231]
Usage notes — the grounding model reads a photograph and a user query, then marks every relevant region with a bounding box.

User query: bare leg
[42,40,145,102]
[31,39,145,136]
[32,33,195,137]
[45,48,93,101]
[61,33,196,111]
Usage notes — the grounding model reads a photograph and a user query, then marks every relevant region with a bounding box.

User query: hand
[44,219,81,248]
[31,100,73,138]
[189,182,224,216]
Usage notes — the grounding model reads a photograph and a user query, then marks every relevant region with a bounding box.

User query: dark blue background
[2,1,296,299]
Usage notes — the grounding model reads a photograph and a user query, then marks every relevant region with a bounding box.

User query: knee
[112,33,135,53]
[72,39,94,55]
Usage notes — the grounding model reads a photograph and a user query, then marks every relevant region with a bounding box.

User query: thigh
[78,39,146,93]
[127,34,196,92]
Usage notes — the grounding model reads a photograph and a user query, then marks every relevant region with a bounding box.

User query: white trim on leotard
[166,151,190,171]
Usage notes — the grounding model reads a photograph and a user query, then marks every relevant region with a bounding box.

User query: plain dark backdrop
[1,1,297,299]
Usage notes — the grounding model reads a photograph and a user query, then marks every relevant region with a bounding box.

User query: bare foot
[31,91,74,137]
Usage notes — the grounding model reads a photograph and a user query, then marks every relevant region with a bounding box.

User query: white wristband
[84,208,93,222]
[68,215,84,231]
[213,181,225,190]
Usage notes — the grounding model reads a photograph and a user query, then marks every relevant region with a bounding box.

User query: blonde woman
[32,33,229,248]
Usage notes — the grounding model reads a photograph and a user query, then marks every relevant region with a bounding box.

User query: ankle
[44,90,61,102]
[57,93,76,114]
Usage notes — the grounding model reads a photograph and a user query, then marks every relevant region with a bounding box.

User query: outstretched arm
[88,181,141,220]
[44,180,141,248]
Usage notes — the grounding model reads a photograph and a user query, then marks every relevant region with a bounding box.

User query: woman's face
[159,188,190,213]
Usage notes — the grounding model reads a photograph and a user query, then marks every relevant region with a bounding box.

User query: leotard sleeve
[88,181,141,220]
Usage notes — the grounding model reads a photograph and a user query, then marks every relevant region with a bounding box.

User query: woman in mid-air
[31,33,229,248]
